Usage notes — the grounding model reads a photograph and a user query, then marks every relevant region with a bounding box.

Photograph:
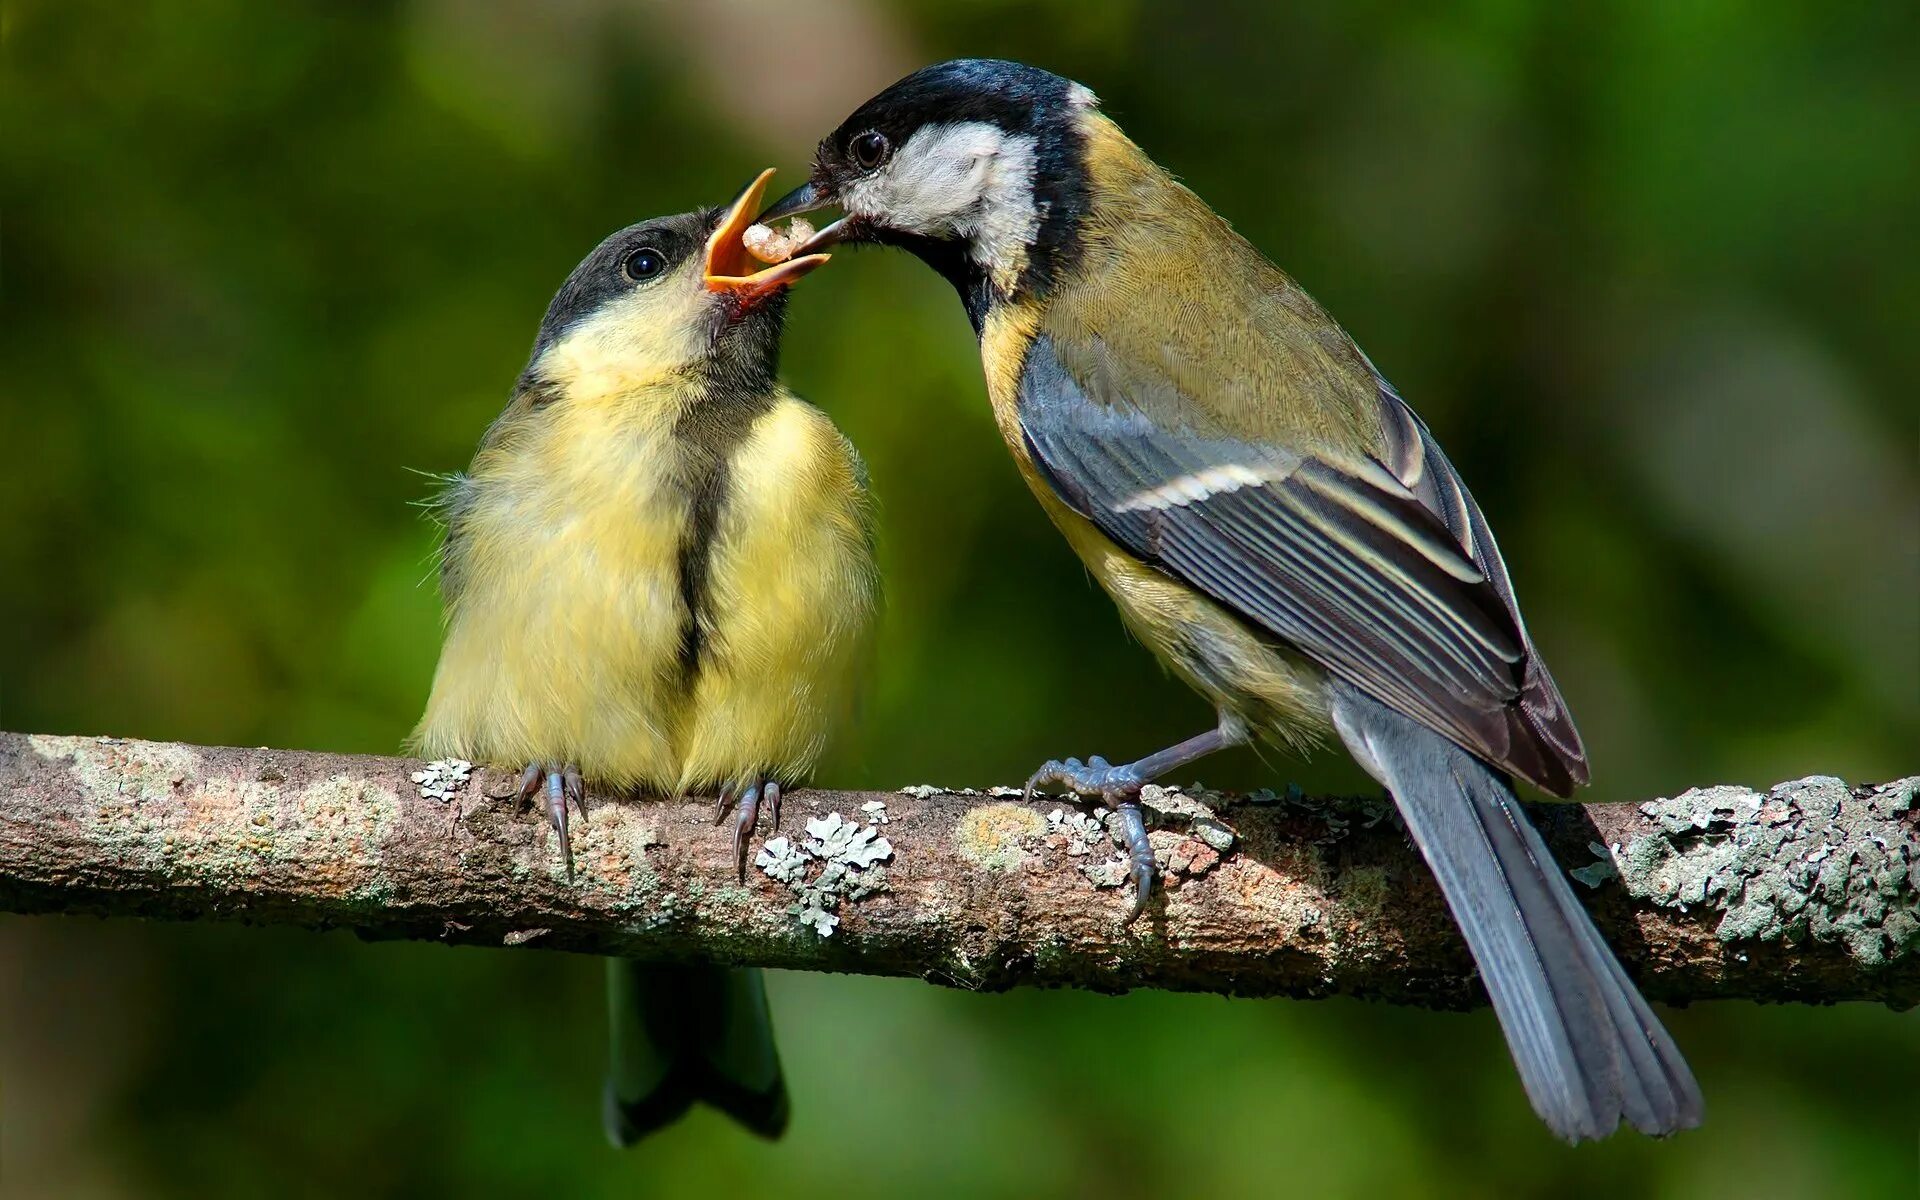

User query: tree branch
[2,732,1912,1007]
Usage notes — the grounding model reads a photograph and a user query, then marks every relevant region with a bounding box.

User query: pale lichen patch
[33,735,200,809]
[1045,807,1111,857]
[35,737,278,883]
[954,802,1047,873]
[755,812,895,937]
[278,775,401,907]
[1138,784,1238,855]
[563,802,664,897]
[1610,776,1917,966]
[174,775,284,873]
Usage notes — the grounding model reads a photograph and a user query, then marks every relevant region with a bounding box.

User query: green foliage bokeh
[2,2,1915,1197]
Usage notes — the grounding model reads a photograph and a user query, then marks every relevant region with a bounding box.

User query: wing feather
[1018,334,1588,795]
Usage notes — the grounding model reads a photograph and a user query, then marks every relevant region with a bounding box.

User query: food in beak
[743,217,816,265]
[704,168,830,302]
[753,180,850,256]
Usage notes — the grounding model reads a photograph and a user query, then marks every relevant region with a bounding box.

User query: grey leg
[1024,714,1247,922]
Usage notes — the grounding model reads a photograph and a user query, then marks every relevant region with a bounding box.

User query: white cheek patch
[843,120,1043,287]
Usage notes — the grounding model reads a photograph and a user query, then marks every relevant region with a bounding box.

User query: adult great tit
[761,60,1701,1142]
[413,172,878,1143]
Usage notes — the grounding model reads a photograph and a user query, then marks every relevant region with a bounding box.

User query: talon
[506,762,542,807]
[731,781,763,882]
[1022,759,1064,802]
[1110,801,1155,924]
[1024,751,1158,921]
[765,780,782,833]
[564,765,587,824]
[714,784,733,825]
[546,770,574,882]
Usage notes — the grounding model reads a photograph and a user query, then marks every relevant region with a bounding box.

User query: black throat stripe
[674,455,729,681]
[669,372,779,683]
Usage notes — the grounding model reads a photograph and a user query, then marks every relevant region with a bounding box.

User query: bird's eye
[849,130,890,171]
[623,246,667,282]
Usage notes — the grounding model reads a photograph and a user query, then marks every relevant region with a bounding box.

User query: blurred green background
[3,1,1916,1196]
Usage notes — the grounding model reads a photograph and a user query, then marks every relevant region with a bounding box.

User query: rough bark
[1,732,1913,1008]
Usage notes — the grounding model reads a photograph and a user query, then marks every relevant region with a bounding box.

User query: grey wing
[1370,380,1587,780]
[1018,335,1587,796]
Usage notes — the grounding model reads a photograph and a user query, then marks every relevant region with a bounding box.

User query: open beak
[755,179,851,255]
[704,168,831,304]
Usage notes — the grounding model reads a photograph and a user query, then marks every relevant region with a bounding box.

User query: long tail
[602,960,790,1146]
[1329,681,1703,1141]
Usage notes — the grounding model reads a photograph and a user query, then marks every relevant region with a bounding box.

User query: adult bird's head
[525,169,829,388]
[759,59,1098,321]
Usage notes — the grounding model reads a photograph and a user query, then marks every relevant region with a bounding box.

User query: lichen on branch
[0,732,1912,1009]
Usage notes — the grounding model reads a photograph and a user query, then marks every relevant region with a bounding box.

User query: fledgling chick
[412,171,877,1143]
[760,60,1701,1143]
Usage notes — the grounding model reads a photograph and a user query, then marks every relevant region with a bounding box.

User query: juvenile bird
[413,171,878,1143]
[759,59,1701,1142]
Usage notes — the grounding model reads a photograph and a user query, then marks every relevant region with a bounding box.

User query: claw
[509,762,543,807]
[546,771,574,882]
[765,780,782,833]
[510,762,586,881]
[731,781,763,882]
[1022,757,1074,803]
[564,766,587,825]
[1021,753,1155,922]
[1111,802,1154,924]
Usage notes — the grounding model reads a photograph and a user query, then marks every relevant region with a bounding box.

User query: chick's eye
[623,246,667,281]
[850,130,889,170]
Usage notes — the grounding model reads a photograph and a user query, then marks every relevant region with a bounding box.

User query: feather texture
[1017,333,1584,796]
[1330,682,1700,1139]
[412,385,876,795]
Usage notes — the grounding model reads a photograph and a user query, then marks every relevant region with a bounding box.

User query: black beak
[757,180,830,221]
[756,180,851,255]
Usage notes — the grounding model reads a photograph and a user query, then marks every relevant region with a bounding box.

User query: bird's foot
[514,762,587,881]
[715,777,783,882]
[1024,755,1156,923]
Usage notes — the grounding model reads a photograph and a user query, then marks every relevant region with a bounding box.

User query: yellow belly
[676,399,876,791]
[412,392,874,793]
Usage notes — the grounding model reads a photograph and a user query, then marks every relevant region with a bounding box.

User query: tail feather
[1329,681,1702,1141]
[602,960,789,1147]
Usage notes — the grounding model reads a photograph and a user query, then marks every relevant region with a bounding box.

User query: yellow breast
[413,384,876,794]
[412,383,689,786]
[676,397,877,792]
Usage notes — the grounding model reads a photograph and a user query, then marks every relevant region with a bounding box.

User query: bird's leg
[512,761,588,882]
[715,777,781,882]
[1024,714,1247,922]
